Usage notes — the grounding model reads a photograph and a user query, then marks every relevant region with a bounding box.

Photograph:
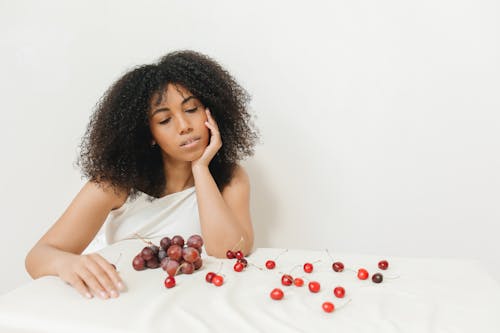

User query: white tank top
[84,186,200,253]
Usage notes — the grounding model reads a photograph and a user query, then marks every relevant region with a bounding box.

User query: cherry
[293,278,304,287]
[308,281,321,293]
[270,288,284,300]
[164,276,176,288]
[235,251,244,260]
[205,272,216,283]
[226,250,235,259]
[322,301,335,313]
[333,286,345,298]
[372,273,383,283]
[281,274,293,286]
[237,258,248,267]
[303,262,314,273]
[332,262,344,272]
[378,260,389,270]
[357,268,369,280]
[234,262,244,272]
[212,275,224,286]
[265,260,276,269]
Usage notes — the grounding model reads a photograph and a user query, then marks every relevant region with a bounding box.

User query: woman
[25,50,259,300]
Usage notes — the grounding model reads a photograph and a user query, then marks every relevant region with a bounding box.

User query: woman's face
[149,83,209,163]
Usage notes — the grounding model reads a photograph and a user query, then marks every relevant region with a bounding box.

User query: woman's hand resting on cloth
[56,252,125,299]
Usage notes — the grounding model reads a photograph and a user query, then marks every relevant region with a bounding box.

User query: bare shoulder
[223,164,250,193]
[83,180,129,210]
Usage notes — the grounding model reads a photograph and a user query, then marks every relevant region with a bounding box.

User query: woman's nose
[176,114,192,134]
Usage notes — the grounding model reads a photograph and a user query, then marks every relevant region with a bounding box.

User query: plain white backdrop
[1,0,499,294]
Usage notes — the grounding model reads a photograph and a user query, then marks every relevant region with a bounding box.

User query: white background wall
[1,0,498,294]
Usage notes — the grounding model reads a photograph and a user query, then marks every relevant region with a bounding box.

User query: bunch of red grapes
[132,234,204,277]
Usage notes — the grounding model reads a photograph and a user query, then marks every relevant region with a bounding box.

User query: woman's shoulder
[83,180,129,211]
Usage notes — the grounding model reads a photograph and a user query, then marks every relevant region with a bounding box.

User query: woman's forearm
[192,165,252,257]
[25,243,77,279]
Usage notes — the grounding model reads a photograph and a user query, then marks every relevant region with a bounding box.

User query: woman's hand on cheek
[192,108,222,169]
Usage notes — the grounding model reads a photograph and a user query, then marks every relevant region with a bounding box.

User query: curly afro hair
[77,50,259,200]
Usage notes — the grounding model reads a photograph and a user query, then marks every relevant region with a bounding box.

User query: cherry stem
[336,298,352,310]
[325,248,335,261]
[249,262,263,271]
[345,267,357,273]
[230,236,245,252]
[113,252,123,266]
[273,249,288,261]
[134,233,153,246]
[288,264,302,275]
[216,261,223,275]
[385,274,401,279]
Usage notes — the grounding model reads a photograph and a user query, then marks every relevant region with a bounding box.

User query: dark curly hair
[76,50,259,200]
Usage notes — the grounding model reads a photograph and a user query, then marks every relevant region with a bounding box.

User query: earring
[151,140,157,147]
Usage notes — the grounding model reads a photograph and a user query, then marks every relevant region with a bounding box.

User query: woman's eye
[159,118,171,124]
[186,107,198,113]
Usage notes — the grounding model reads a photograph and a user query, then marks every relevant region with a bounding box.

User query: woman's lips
[181,138,201,148]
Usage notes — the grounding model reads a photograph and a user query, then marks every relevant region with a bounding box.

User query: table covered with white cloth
[1,239,499,333]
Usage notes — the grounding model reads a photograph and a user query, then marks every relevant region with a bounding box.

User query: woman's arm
[193,163,254,258]
[25,181,128,299]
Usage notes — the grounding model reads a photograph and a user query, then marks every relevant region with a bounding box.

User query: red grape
[186,235,203,249]
[146,257,160,269]
[171,235,185,247]
[160,237,171,250]
[181,262,195,274]
[182,247,200,263]
[167,244,183,261]
[165,259,180,276]
[193,258,203,270]
[141,247,154,261]
[132,255,146,270]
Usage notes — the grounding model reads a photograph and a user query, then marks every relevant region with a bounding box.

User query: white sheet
[1,239,499,332]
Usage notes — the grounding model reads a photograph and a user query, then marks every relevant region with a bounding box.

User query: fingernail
[110,290,118,298]
[100,291,108,299]
[117,282,125,290]
[85,292,93,299]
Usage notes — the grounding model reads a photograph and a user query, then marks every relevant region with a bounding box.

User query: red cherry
[378,260,389,270]
[226,250,235,259]
[372,273,383,283]
[293,278,304,287]
[270,288,284,300]
[281,274,293,286]
[357,268,369,280]
[308,281,321,293]
[235,251,244,260]
[237,258,248,267]
[205,272,216,283]
[332,262,344,272]
[265,260,276,269]
[212,275,224,286]
[322,301,335,313]
[333,286,345,298]
[164,276,176,288]
[303,262,313,273]
[234,262,244,272]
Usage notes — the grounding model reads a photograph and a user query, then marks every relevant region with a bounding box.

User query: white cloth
[85,186,200,253]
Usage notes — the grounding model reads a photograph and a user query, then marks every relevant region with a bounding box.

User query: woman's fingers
[91,253,125,291]
[68,274,93,299]
[82,255,120,298]
[77,266,110,299]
